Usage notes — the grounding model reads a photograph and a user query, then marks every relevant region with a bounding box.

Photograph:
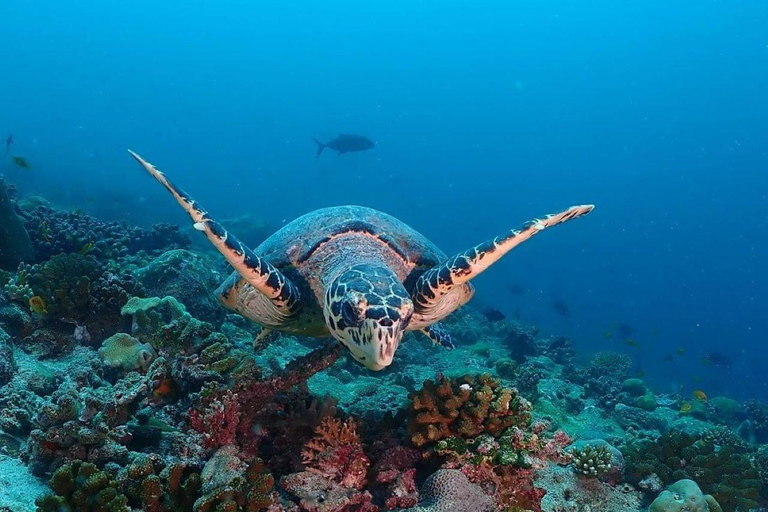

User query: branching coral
[302,417,370,490]
[569,442,612,478]
[408,373,531,448]
[185,341,342,460]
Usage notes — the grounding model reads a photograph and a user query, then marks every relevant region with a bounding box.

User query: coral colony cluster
[0,181,767,512]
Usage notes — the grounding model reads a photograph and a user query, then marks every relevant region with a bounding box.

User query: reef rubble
[0,196,765,512]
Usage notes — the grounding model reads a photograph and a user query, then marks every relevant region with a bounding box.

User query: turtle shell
[216,205,447,333]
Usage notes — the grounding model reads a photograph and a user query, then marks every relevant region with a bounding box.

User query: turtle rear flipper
[128,150,301,321]
[412,205,594,314]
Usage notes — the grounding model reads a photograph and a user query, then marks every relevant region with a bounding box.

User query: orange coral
[408,373,531,448]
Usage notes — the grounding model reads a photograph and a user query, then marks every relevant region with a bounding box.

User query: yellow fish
[79,241,95,255]
[693,390,708,402]
[29,296,48,315]
[680,402,693,414]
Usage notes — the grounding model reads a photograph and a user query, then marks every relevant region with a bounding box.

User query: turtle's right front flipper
[128,150,301,320]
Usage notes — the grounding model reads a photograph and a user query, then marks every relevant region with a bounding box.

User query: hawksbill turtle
[128,151,594,370]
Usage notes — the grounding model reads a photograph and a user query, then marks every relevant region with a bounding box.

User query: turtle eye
[341,295,365,328]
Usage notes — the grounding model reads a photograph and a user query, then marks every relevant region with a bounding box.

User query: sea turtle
[128,151,594,370]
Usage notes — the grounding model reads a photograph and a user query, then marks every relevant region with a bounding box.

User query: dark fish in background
[12,156,30,169]
[482,307,506,323]
[5,134,12,155]
[615,321,635,339]
[702,351,732,368]
[314,134,374,157]
[551,298,570,318]
[506,283,527,296]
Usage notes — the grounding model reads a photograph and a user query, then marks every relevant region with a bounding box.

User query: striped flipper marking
[128,150,301,320]
[413,205,594,312]
[421,323,454,349]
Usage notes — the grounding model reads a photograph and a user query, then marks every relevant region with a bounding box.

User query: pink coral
[188,389,239,450]
[371,446,421,509]
[302,417,370,490]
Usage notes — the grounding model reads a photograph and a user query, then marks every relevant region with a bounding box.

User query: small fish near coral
[128,150,594,370]
[313,133,375,157]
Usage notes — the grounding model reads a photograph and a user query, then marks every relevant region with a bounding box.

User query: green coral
[624,431,762,512]
[28,253,102,322]
[569,442,612,478]
[35,460,128,511]
[121,296,213,354]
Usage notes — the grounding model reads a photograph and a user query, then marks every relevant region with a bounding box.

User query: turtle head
[324,265,413,370]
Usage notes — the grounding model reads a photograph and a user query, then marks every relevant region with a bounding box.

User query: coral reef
[650,479,723,512]
[408,373,531,448]
[193,445,274,512]
[568,441,612,478]
[35,460,128,511]
[407,469,493,512]
[302,417,369,489]
[20,203,190,263]
[623,431,762,512]
[0,179,34,271]
[134,249,224,324]
[0,197,766,512]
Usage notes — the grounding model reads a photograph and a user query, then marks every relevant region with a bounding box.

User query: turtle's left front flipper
[128,150,301,320]
[413,205,594,313]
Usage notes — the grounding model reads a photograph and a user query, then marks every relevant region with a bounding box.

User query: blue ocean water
[1,0,766,405]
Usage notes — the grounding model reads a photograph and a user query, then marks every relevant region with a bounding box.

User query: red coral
[302,417,370,490]
[188,389,239,450]
[371,446,421,509]
[186,342,341,456]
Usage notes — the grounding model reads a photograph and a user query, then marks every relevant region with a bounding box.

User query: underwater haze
[1,1,768,511]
